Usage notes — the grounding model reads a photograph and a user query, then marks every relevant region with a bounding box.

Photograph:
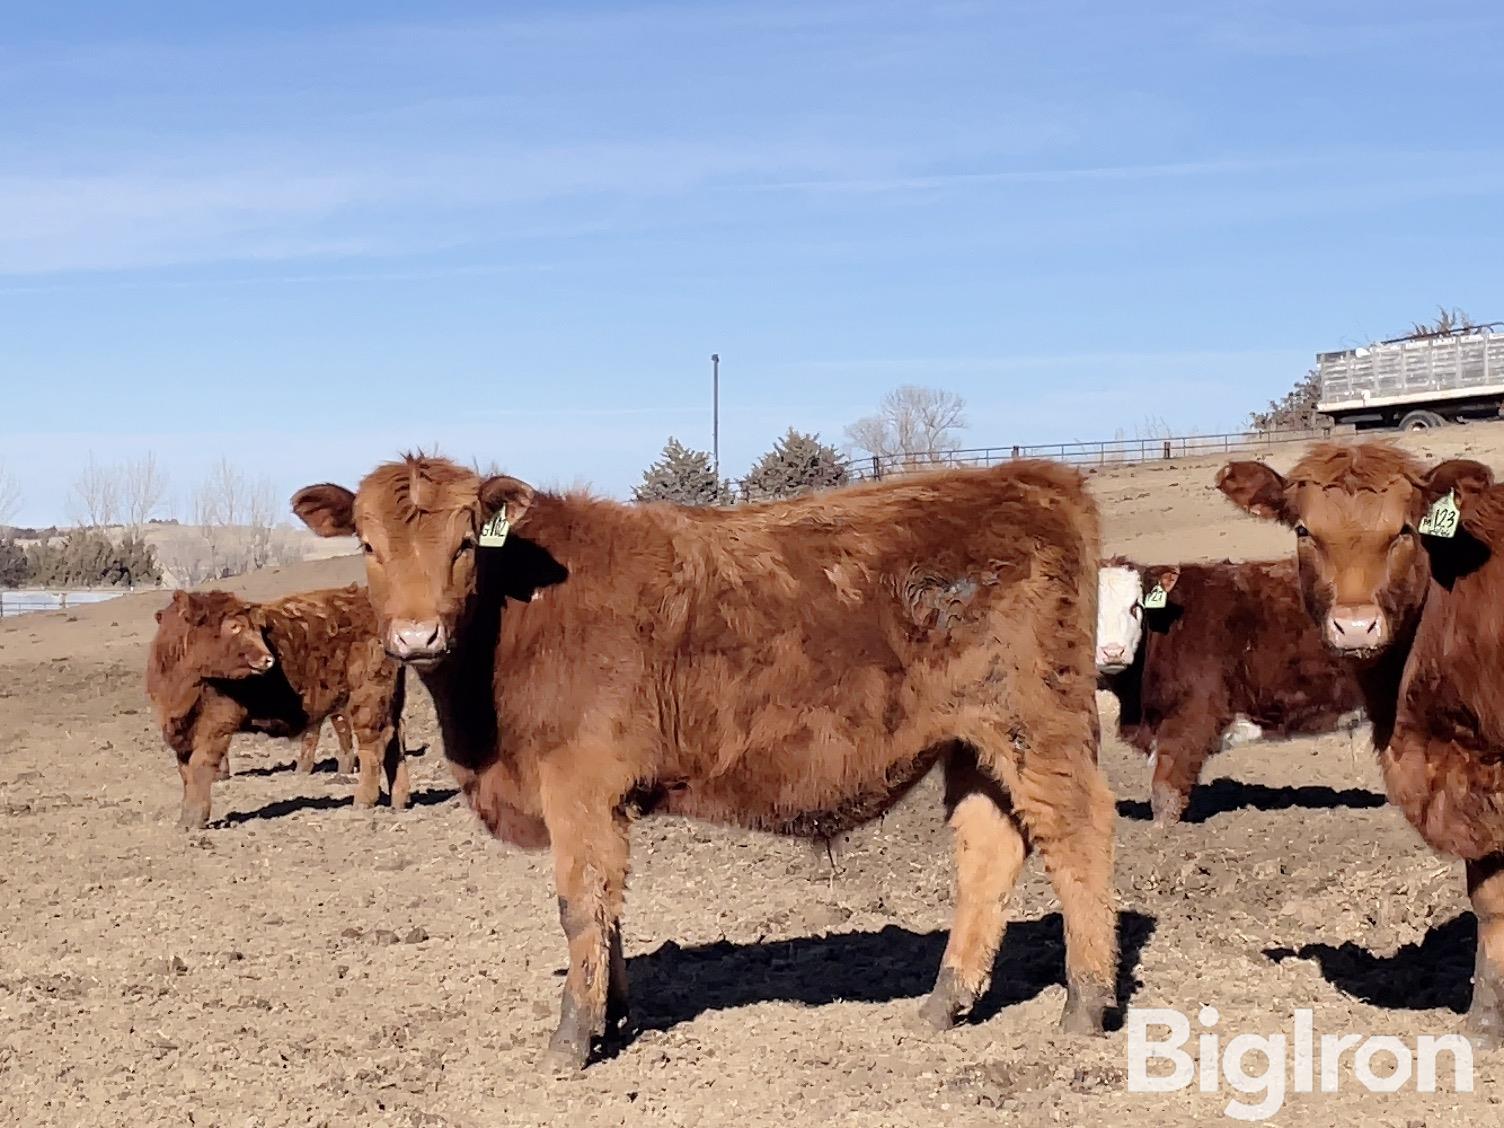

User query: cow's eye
[360,541,374,555]
[1129,605,1141,620]
[1400,523,1416,537]
[230,622,242,634]
[1294,524,1310,538]
[454,536,476,561]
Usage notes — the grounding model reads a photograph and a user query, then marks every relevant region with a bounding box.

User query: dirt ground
[6,428,1504,1127]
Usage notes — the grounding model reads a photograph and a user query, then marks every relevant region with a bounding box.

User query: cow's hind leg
[540,801,631,1073]
[971,705,1118,1034]
[606,921,630,1033]
[331,713,355,775]
[296,726,320,774]
[1020,756,1118,1033]
[1466,856,1504,1047]
[920,748,1030,1030]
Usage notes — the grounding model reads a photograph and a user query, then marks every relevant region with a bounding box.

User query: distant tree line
[633,385,968,506]
[0,451,308,589]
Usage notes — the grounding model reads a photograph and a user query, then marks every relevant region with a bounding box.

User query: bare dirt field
[6,428,1504,1127]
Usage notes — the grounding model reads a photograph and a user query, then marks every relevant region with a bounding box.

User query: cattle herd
[138,440,1504,1072]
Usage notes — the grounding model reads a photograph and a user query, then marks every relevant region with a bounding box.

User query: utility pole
[711,353,720,478]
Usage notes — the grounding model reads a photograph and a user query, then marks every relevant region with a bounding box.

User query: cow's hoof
[917,967,968,1031]
[295,758,314,775]
[539,1034,589,1075]
[605,997,632,1037]
[1059,982,1111,1035]
[1465,1001,1504,1049]
[215,761,231,781]
[390,782,412,812]
[177,804,210,831]
[353,786,380,810]
[1150,785,1186,828]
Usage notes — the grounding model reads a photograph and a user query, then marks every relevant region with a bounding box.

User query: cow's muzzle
[1325,603,1388,655]
[387,619,450,667]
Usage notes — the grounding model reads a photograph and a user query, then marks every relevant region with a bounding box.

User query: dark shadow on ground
[216,785,457,825]
[1264,911,1474,1014]
[581,909,1155,1062]
[1119,778,1387,824]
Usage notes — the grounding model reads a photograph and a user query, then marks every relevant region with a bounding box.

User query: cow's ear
[1420,459,1493,507]
[155,608,165,623]
[479,475,535,526]
[1157,566,1181,594]
[291,484,357,538]
[1216,461,1291,524]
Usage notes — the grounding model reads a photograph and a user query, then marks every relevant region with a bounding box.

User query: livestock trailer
[1315,323,1504,431]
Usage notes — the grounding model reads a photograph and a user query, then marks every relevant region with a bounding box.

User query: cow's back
[494,461,1101,830]
[1140,560,1360,734]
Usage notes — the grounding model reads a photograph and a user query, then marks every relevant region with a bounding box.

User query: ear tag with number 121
[1141,584,1168,610]
[479,507,510,548]
[1418,492,1459,539]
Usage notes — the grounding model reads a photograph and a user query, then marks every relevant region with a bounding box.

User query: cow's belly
[661,741,947,839]
[1381,730,1504,860]
[246,716,301,740]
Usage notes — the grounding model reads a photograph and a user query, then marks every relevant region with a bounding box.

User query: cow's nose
[387,619,448,663]
[251,653,275,672]
[1325,604,1387,653]
[1099,644,1128,666]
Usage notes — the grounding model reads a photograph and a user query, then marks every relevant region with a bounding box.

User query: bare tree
[121,452,169,535]
[1409,306,1476,338]
[158,459,304,584]
[0,458,19,528]
[844,385,968,471]
[69,453,120,529]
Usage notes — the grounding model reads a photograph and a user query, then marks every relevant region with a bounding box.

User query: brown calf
[1097,558,1364,825]
[1218,441,1504,1042]
[145,585,407,829]
[294,455,1118,1071]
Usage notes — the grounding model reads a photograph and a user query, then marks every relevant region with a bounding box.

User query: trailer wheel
[1398,410,1446,431]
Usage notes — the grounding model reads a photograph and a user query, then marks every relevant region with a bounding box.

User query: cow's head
[291,456,534,670]
[1096,563,1178,675]
[1216,443,1492,658]
[155,590,275,677]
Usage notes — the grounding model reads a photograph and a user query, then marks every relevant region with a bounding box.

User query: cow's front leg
[179,733,231,829]
[296,727,320,773]
[1146,714,1223,827]
[1467,855,1504,1047]
[540,805,631,1073]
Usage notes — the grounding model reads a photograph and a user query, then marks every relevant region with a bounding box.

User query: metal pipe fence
[837,426,1334,482]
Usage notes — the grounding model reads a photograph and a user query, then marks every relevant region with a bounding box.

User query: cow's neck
[420,497,579,770]
[1350,616,1419,752]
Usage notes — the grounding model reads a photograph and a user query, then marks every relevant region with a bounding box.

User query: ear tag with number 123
[1141,584,1168,610]
[1418,492,1459,539]
[479,507,510,548]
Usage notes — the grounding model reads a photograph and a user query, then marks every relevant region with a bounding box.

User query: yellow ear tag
[1141,584,1168,610]
[478,507,510,548]
[1418,491,1460,539]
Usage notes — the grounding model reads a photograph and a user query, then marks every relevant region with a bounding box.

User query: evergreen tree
[633,438,734,505]
[24,529,162,588]
[741,429,849,501]
[0,538,25,588]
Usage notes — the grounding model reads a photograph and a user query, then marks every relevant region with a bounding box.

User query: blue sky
[2,0,1502,524]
